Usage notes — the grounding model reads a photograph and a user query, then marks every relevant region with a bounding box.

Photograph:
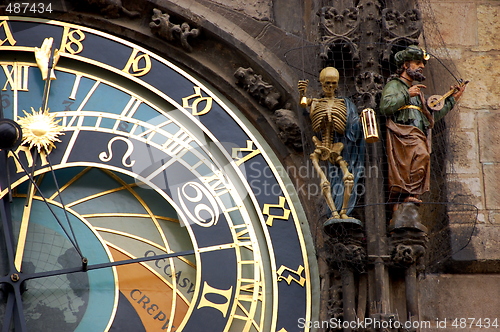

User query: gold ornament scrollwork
[276,265,306,287]
[123,48,152,77]
[262,196,291,227]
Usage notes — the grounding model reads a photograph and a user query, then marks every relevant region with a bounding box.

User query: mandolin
[427,79,469,111]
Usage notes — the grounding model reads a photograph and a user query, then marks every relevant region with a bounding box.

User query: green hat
[394,45,430,67]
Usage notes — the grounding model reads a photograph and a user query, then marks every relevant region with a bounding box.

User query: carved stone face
[319,67,339,96]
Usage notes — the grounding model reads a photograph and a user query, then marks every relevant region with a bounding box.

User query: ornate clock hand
[10,38,60,272]
[34,37,60,111]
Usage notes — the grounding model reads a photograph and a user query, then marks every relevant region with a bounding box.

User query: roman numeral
[232,278,264,331]
[197,281,233,317]
[200,172,229,197]
[233,224,253,251]
[163,128,194,158]
[2,63,29,91]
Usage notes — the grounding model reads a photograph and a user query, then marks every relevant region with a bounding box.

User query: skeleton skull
[319,67,339,97]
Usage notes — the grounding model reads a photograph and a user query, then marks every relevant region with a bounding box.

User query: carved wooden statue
[380,45,466,208]
[299,67,364,220]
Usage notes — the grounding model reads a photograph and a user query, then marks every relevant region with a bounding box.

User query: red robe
[385,119,430,196]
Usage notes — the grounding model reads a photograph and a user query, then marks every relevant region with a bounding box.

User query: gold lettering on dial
[200,172,229,197]
[1,63,29,91]
[182,86,213,116]
[262,196,290,226]
[231,140,261,166]
[8,146,48,173]
[233,278,263,330]
[197,281,233,317]
[60,26,86,55]
[233,224,253,251]
[123,48,151,77]
[276,265,306,287]
[99,136,136,167]
[0,21,16,46]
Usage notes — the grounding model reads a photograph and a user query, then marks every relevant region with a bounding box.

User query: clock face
[0,17,314,331]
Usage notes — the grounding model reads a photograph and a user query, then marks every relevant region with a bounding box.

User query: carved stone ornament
[234,67,281,111]
[381,8,423,61]
[391,243,425,267]
[150,8,201,52]
[81,0,139,18]
[274,109,303,152]
[355,71,385,108]
[318,6,361,61]
[331,241,366,271]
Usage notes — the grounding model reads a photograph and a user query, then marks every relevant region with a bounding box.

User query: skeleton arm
[298,80,310,107]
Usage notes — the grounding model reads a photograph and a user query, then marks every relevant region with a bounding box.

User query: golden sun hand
[17,108,64,154]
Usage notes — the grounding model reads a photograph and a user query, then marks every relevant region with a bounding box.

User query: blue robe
[328,97,365,215]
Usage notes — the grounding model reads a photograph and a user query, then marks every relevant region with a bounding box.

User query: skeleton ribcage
[310,99,347,135]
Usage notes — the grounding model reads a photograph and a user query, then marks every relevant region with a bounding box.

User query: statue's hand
[408,84,426,97]
[298,80,309,94]
[452,83,466,101]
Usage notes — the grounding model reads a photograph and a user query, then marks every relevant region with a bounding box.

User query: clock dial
[0,16,314,332]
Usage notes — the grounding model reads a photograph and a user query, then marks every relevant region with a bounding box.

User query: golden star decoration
[17,107,64,154]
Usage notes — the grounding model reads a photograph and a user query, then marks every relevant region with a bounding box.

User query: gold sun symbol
[17,107,64,154]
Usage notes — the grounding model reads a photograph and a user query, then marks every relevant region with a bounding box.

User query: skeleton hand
[298,80,309,95]
[343,173,354,183]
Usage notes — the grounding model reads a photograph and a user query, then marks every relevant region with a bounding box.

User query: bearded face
[406,67,426,81]
[404,60,426,82]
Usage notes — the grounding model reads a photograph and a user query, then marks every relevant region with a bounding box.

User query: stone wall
[419,274,500,331]
[425,0,500,264]
[418,1,500,327]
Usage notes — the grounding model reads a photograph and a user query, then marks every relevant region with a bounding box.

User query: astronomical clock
[0,16,316,331]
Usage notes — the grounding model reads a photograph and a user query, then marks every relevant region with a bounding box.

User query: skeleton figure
[299,67,358,219]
